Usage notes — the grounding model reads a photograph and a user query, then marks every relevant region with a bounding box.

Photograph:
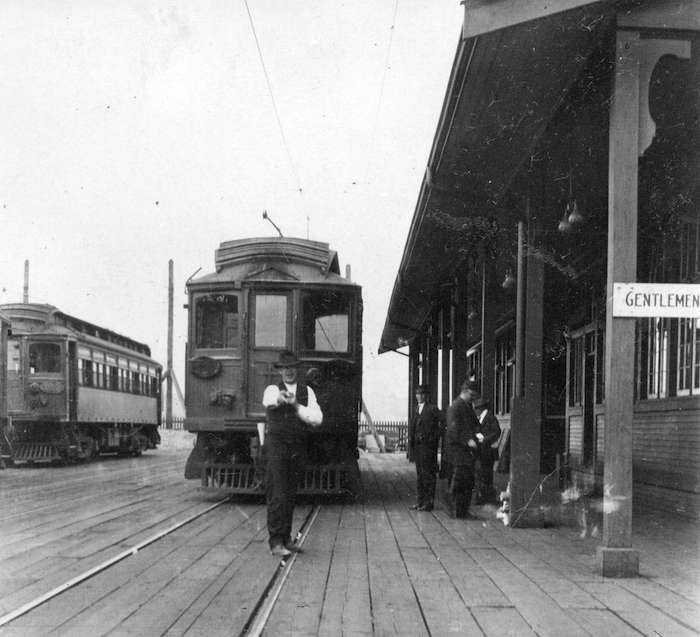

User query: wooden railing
[162,416,409,451]
[358,420,408,451]
[163,416,186,430]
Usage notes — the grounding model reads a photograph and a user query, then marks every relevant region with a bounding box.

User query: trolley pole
[166,259,174,429]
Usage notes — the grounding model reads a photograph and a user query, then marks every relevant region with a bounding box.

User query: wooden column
[597,29,640,577]
[480,259,496,404]
[440,307,451,411]
[452,276,469,390]
[408,341,420,423]
[428,313,439,400]
[509,222,544,527]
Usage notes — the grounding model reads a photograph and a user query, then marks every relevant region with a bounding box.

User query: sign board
[613,283,700,318]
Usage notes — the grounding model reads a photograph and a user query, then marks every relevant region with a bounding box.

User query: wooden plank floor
[0,443,698,636]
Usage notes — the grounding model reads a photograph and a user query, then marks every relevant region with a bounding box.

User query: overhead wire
[243,0,304,198]
[362,0,400,185]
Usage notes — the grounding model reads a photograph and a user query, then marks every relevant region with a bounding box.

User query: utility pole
[166,260,173,429]
[23,260,29,303]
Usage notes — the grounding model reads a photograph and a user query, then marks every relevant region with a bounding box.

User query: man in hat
[262,350,323,558]
[473,397,501,504]
[445,379,481,518]
[407,384,443,511]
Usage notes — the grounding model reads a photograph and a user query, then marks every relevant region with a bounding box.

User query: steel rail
[240,504,322,637]
[0,497,231,628]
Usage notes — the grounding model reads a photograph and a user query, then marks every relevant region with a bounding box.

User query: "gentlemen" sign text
[613,283,700,318]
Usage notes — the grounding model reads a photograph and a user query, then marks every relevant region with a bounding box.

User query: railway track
[0,495,323,636]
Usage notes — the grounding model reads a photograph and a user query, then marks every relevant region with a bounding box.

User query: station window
[29,342,61,374]
[466,347,482,384]
[643,317,669,399]
[301,292,350,352]
[568,336,583,407]
[195,294,239,349]
[495,333,514,415]
[677,318,700,396]
[254,294,287,348]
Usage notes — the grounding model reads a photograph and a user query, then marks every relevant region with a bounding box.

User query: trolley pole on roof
[166,260,173,429]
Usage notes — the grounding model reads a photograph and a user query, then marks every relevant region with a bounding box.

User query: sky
[0,1,463,419]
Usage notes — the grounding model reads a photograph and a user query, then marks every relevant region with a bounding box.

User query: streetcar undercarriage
[3,420,160,465]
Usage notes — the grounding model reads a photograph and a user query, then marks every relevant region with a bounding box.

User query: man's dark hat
[274,350,302,368]
[461,379,481,393]
[415,384,430,393]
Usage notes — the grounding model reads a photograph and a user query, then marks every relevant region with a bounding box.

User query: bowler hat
[274,350,302,368]
[461,379,481,393]
[415,384,430,394]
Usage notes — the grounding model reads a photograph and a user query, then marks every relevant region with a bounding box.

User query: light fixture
[567,198,584,225]
[559,173,584,230]
[558,211,572,233]
[502,269,516,289]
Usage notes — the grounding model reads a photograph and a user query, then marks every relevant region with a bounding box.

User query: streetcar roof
[189,236,360,289]
[0,302,157,360]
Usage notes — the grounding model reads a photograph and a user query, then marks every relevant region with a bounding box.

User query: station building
[380,0,699,576]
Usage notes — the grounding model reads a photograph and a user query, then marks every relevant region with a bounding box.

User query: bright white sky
[0,1,463,419]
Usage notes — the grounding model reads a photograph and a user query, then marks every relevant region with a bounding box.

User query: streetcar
[0,303,162,464]
[0,310,10,467]
[183,237,363,496]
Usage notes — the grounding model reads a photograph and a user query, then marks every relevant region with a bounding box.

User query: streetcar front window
[302,292,350,353]
[29,342,61,374]
[195,294,239,349]
[254,295,287,347]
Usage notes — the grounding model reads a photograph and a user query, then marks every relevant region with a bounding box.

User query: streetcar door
[247,291,293,417]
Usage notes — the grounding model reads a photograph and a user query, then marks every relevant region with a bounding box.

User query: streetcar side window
[195,294,239,349]
[7,340,20,372]
[302,292,350,353]
[81,359,94,386]
[254,294,287,348]
[29,342,61,374]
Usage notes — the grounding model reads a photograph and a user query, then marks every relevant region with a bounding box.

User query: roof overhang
[379,1,612,353]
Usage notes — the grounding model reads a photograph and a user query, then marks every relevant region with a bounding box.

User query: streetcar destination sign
[613,283,700,318]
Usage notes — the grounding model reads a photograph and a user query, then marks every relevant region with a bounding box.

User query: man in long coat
[407,384,443,511]
[445,379,481,518]
[473,397,501,504]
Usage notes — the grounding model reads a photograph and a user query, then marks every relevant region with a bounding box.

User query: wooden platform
[0,447,697,635]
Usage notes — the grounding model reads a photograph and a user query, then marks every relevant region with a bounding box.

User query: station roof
[379,1,609,353]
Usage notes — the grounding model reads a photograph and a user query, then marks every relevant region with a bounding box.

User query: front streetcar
[183,237,362,496]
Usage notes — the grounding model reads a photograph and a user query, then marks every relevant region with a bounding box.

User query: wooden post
[480,258,495,405]
[509,221,544,527]
[452,275,468,391]
[597,29,640,577]
[440,306,450,411]
[166,259,174,430]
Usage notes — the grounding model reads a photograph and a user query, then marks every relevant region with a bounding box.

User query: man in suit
[408,384,443,511]
[473,397,501,504]
[262,350,323,558]
[445,379,481,518]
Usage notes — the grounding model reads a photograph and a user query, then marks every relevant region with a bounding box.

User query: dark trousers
[415,443,438,506]
[450,463,475,518]
[475,452,496,501]
[265,438,303,548]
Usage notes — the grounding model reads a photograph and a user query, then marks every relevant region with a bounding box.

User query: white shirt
[262,382,323,426]
[417,403,424,414]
